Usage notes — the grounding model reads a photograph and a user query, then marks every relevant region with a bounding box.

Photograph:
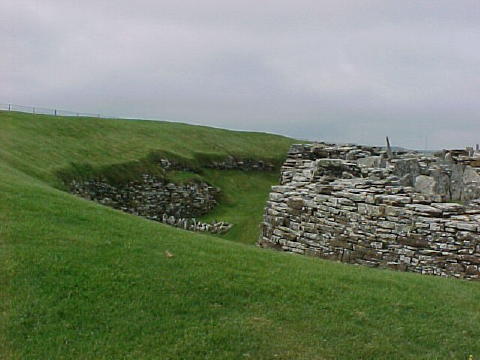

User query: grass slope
[1,111,480,359]
[0,111,293,185]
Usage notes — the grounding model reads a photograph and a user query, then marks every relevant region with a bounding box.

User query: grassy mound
[1,111,480,359]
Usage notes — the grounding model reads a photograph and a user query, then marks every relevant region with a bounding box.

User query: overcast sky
[2,1,480,149]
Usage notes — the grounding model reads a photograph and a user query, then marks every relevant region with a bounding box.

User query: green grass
[200,170,280,244]
[1,111,480,359]
[0,111,293,186]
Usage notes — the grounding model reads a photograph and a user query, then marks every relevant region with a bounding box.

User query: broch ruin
[68,143,480,280]
[260,141,480,280]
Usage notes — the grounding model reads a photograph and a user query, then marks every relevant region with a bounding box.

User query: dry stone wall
[71,174,232,234]
[260,143,480,279]
[206,156,275,171]
[159,157,275,172]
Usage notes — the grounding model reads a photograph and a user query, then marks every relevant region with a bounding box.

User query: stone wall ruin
[260,143,480,279]
[71,174,233,234]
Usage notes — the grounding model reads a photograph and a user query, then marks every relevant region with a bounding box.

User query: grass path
[200,169,279,244]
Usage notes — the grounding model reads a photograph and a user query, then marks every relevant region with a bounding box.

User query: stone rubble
[260,143,480,280]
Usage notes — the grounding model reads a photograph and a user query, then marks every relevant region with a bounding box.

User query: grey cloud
[2,0,480,149]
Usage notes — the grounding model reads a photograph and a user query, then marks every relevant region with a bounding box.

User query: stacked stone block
[71,174,232,234]
[260,143,480,279]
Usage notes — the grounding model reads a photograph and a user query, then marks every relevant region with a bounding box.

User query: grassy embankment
[1,111,480,359]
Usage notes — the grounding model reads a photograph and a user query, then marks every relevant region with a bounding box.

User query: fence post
[2,104,106,120]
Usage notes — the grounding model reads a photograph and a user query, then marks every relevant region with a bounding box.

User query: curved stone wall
[70,174,232,234]
[67,156,276,234]
[260,143,480,280]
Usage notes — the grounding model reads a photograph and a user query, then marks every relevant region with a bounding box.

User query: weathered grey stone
[430,168,451,200]
[405,204,442,216]
[315,184,333,194]
[376,195,411,206]
[269,193,284,201]
[287,197,304,210]
[431,202,464,214]
[393,159,421,186]
[453,222,478,232]
[414,175,436,196]
[450,164,465,201]
[357,156,381,168]
[445,152,454,163]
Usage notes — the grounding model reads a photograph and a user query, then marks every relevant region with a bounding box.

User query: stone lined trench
[68,157,275,234]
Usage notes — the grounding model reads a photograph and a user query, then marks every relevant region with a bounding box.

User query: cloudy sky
[2,1,480,148]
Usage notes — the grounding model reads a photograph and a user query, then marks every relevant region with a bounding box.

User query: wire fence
[0,103,101,118]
